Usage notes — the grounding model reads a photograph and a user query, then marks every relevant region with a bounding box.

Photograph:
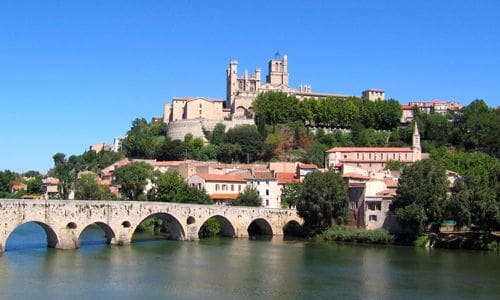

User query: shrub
[317,226,394,244]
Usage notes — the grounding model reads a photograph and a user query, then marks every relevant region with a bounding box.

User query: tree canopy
[232,186,262,207]
[113,162,153,200]
[297,171,349,235]
[390,159,449,240]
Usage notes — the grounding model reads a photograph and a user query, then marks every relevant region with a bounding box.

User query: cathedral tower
[266,54,289,86]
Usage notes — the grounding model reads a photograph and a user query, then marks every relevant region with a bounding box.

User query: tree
[0,170,19,193]
[390,159,448,240]
[232,186,262,207]
[280,182,303,208]
[216,143,241,163]
[253,92,301,125]
[153,171,211,204]
[199,217,222,237]
[225,125,263,162]
[113,162,153,200]
[296,171,349,235]
[51,153,76,199]
[26,176,43,195]
[210,123,226,145]
[75,174,116,200]
[301,142,327,168]
[448,171,499,231]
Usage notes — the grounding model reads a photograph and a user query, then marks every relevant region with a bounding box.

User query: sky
[0,0,499,173]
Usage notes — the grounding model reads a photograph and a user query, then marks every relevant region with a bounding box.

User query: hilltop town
[1,55,498,244]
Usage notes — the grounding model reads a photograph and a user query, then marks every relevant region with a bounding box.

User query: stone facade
[162,55,385,141]
[0,199,301,252]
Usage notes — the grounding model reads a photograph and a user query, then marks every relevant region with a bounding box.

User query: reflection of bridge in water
[0,199,301,252]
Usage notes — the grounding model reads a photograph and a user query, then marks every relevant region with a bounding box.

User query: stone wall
[167,119,255,142]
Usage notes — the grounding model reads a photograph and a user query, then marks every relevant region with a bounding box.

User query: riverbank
[315,226,500,252]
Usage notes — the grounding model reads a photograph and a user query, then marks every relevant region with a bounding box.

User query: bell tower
[266,54,288,86]
[412,122,421,161]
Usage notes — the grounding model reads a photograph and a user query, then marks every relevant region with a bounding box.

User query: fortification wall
[167,119,255,142]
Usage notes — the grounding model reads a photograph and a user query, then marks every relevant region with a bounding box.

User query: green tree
[153,171,211,204]
[296,171,349,235]
[390,159,449,240]
[0,170,19,193]
[232,186,262,207]
[26,176,43,194]
[113,162,153,200]
[210,123,226,145]
[199,217,222,237]
[253,92,300,125]
[301,142,327,168]
[75,173,116,200]
[280,182,303,208]
[51,153,76,199]
[449,172,499,231]
[225,125,263,162]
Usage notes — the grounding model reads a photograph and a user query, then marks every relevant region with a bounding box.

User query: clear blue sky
[1,0,499,173]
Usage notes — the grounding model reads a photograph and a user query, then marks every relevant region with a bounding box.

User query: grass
[317,226,394,245]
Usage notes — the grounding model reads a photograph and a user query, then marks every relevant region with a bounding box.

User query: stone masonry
[0,199,301,252]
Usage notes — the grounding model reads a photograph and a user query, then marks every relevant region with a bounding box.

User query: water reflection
[1,225,499,299]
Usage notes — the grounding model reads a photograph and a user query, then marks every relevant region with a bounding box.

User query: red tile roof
[253,171,275,180]
[276,172,299,184]
[342,173,370,180]
[196,173,247,183]
[326,147,412,153]
[298,163,318,169]
[401,104,414,109]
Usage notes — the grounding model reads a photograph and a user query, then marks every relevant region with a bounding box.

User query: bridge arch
[77,221,116,246]
[197,215,236,238]
[3,221,59,251]
[247,218,273,236]
[132,212,185,241]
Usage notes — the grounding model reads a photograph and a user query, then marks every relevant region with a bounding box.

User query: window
[238,185,242,191]
[369,153,371,159]
[392,153,396,159]
[215,184,220,191]
[357,153,359,159]
[266,200,269,206]
[369,215,377,222]
[344,155,348,159]
[405,153,408,159]
[222,184,227,191]
[231,184,234,191]
[199,110,202,115]
[199,103,202,108]
[266,189,269,196]
[266,181,269,185]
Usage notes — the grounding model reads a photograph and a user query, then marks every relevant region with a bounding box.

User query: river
[0,223,498,299]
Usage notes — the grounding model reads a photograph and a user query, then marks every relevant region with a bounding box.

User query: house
[249,171,280,208]
[296,163,318,182]
[11,181,27,193]
[188,173,247,205]
[43,177,60,199]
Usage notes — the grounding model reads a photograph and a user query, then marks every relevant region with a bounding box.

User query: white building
[249,171,280,208]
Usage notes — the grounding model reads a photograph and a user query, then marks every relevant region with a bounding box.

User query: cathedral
[161,55,385,141]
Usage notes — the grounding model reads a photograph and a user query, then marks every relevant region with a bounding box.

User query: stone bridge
[0,199,301,252]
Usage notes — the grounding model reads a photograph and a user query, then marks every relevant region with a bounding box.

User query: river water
[0,223,498,299]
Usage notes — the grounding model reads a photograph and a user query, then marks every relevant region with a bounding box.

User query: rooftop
[326,147,413,153]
